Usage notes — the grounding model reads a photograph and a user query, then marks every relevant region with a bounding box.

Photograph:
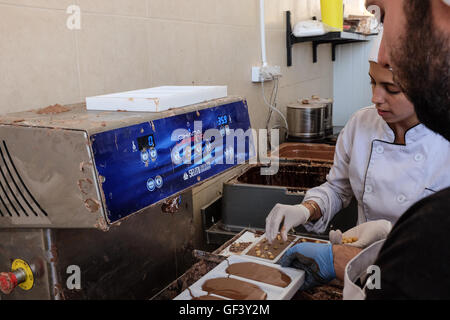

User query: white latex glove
[265,204,311,243]
[329,220,393,249]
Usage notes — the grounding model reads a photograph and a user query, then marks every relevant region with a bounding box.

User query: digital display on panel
[217,115,228,126]
[137,134,155,151]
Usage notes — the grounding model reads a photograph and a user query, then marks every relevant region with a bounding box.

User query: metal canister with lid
[308,96,334,136]
[286,100,326,140]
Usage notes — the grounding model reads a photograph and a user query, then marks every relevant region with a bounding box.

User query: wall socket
[252,65,282,82]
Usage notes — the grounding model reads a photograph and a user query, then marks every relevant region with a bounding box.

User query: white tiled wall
[0,0,334,132]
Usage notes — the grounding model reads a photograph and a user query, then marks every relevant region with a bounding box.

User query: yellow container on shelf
[320,0,344,31]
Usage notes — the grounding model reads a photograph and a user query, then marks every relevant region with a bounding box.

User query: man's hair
[392,0,450,140]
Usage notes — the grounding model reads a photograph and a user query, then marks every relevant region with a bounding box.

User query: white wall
[331,0,375,126]
[333,38,375,126]
[286,0,375,127]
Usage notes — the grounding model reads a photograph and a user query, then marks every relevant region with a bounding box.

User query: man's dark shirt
[366,187,450,299]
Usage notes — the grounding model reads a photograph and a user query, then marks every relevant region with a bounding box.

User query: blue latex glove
[278,243,336,290]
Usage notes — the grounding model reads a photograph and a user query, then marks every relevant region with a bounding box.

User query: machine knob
[0,269,26,295]
[0,259,35,295]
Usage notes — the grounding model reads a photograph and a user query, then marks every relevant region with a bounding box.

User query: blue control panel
[91,99,253,223]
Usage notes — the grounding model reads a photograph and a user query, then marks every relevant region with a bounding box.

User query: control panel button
[147,178,156,192]
[155,176,163,188]
[141,150,149,162]
[149,148,158,160]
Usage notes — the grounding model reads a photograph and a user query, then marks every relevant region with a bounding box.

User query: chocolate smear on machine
[226,262,291,288]
[202,277,267,300]
[36,104,70,115]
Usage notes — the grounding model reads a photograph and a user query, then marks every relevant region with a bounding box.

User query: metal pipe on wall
[259,0,268,67]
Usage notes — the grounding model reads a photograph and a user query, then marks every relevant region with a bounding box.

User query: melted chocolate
[246,235,296,260]
[278,143,335,162]
[202,278,267,300]
[226,262,291,288]
[236,164,330,191]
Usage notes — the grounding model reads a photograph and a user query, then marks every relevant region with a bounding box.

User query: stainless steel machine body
[0,96,253,299]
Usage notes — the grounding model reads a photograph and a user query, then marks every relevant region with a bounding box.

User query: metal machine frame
[0,96,252,299]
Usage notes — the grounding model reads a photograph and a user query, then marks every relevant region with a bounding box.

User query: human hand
[329,220,392,249]
[265,204,310,243]
[278,242,336,290]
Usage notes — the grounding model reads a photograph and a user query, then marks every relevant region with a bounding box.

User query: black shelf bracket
[286,11,370,66]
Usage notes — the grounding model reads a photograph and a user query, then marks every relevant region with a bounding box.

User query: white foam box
[86,86,228,112]
[174,255,305,301]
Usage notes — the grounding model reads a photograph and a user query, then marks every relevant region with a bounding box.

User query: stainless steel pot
[308,97,333,136]
[287,102,326,139]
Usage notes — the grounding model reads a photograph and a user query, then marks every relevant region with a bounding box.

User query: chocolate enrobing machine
[0,96,253,299]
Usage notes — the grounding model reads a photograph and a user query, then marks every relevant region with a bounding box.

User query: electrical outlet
[252,65,282,82]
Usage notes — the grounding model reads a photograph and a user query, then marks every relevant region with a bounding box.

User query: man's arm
[332,245,362,281]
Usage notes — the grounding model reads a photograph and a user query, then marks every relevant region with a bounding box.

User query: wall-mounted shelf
[286,11,372,66]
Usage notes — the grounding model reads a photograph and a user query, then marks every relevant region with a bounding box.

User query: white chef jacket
[303,105,450,233]
[343,240,385,300]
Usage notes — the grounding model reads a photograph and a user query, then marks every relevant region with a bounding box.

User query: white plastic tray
[174,288,231,300]
[219,231,263,257]
[174,255,305,300]
[241,233,300,264]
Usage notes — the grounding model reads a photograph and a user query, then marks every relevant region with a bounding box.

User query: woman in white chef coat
[265,30,450,243]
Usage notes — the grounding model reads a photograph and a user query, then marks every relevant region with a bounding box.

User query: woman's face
[369,62,417,125]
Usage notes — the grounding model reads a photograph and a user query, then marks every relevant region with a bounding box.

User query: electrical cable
[265,79,277,149]
[265,77,277,129]
[261,76,288,147]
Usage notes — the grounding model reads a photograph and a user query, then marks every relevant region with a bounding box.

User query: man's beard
[391,0,450,140]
